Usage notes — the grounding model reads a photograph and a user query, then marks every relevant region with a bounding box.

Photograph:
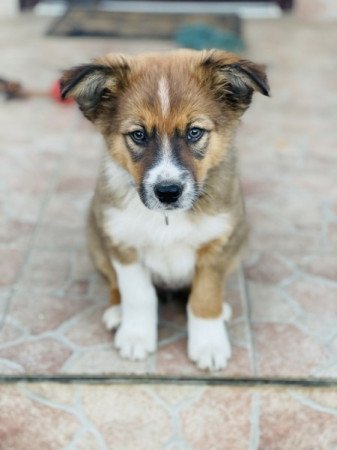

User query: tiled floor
[0,12,337,449]
[1,382,337,449]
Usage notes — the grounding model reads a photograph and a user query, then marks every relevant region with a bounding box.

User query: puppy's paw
[114,325,156,360]
[102,305,122,331]
[188,308,232,371]
[188,337,231,371]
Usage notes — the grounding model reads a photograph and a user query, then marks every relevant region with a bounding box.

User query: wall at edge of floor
[295,0,337,20]
[0,0,19,16]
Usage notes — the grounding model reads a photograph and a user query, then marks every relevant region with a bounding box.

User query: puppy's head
[62,50,269,211]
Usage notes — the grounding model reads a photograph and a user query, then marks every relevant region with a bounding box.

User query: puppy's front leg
[188,243,232,371]
[112,259,157,360]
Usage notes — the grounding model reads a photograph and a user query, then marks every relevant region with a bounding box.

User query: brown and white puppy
[61,49,269,371]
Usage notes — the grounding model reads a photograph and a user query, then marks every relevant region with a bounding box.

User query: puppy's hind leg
[86,206,121,330]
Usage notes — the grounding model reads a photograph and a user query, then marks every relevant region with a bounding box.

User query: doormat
[47,7,241,40]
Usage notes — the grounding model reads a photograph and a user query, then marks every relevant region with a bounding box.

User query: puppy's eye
[187,127,204,143]
[129,129,147,144]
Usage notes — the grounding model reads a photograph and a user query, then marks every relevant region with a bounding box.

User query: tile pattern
[239,18,337,379]
[0,14,337,380]
[1,382,337,450]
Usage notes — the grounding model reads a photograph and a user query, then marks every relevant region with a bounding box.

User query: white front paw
[102,305,122,331]
[114,324,157,361]
[188,308,232,371]
[188,334,231,371]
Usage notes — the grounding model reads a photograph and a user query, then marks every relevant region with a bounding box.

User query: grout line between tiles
[248,391,260,450]
[238,264,257,375]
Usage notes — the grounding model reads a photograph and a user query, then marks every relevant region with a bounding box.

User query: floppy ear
[202,50,269,111]
[61,56,130,121]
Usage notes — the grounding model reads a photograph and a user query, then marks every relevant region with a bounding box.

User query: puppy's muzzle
[154,183,183,205]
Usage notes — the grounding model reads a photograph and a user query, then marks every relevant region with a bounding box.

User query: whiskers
[191,181,216,213]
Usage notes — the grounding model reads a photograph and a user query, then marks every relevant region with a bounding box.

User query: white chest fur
[104,194,232,288]
[102,157,233,288]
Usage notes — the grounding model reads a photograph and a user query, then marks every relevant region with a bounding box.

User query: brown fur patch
[189,264,225,318]
[110,287,121,306]
[189,214,248,319]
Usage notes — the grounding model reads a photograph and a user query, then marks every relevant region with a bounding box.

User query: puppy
[61,49,269,371]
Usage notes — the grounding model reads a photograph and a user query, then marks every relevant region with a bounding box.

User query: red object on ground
[50,79,74,104]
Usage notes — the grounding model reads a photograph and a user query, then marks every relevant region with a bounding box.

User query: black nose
[154,183,183,204]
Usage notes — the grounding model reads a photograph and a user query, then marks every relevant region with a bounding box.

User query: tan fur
[109,288,121,307]
[190,217,248,318]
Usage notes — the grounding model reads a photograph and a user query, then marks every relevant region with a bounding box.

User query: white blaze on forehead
[162,134,171,156]
[158,76,170,117]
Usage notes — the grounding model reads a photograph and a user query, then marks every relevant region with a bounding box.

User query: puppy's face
[62,50,269,211]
